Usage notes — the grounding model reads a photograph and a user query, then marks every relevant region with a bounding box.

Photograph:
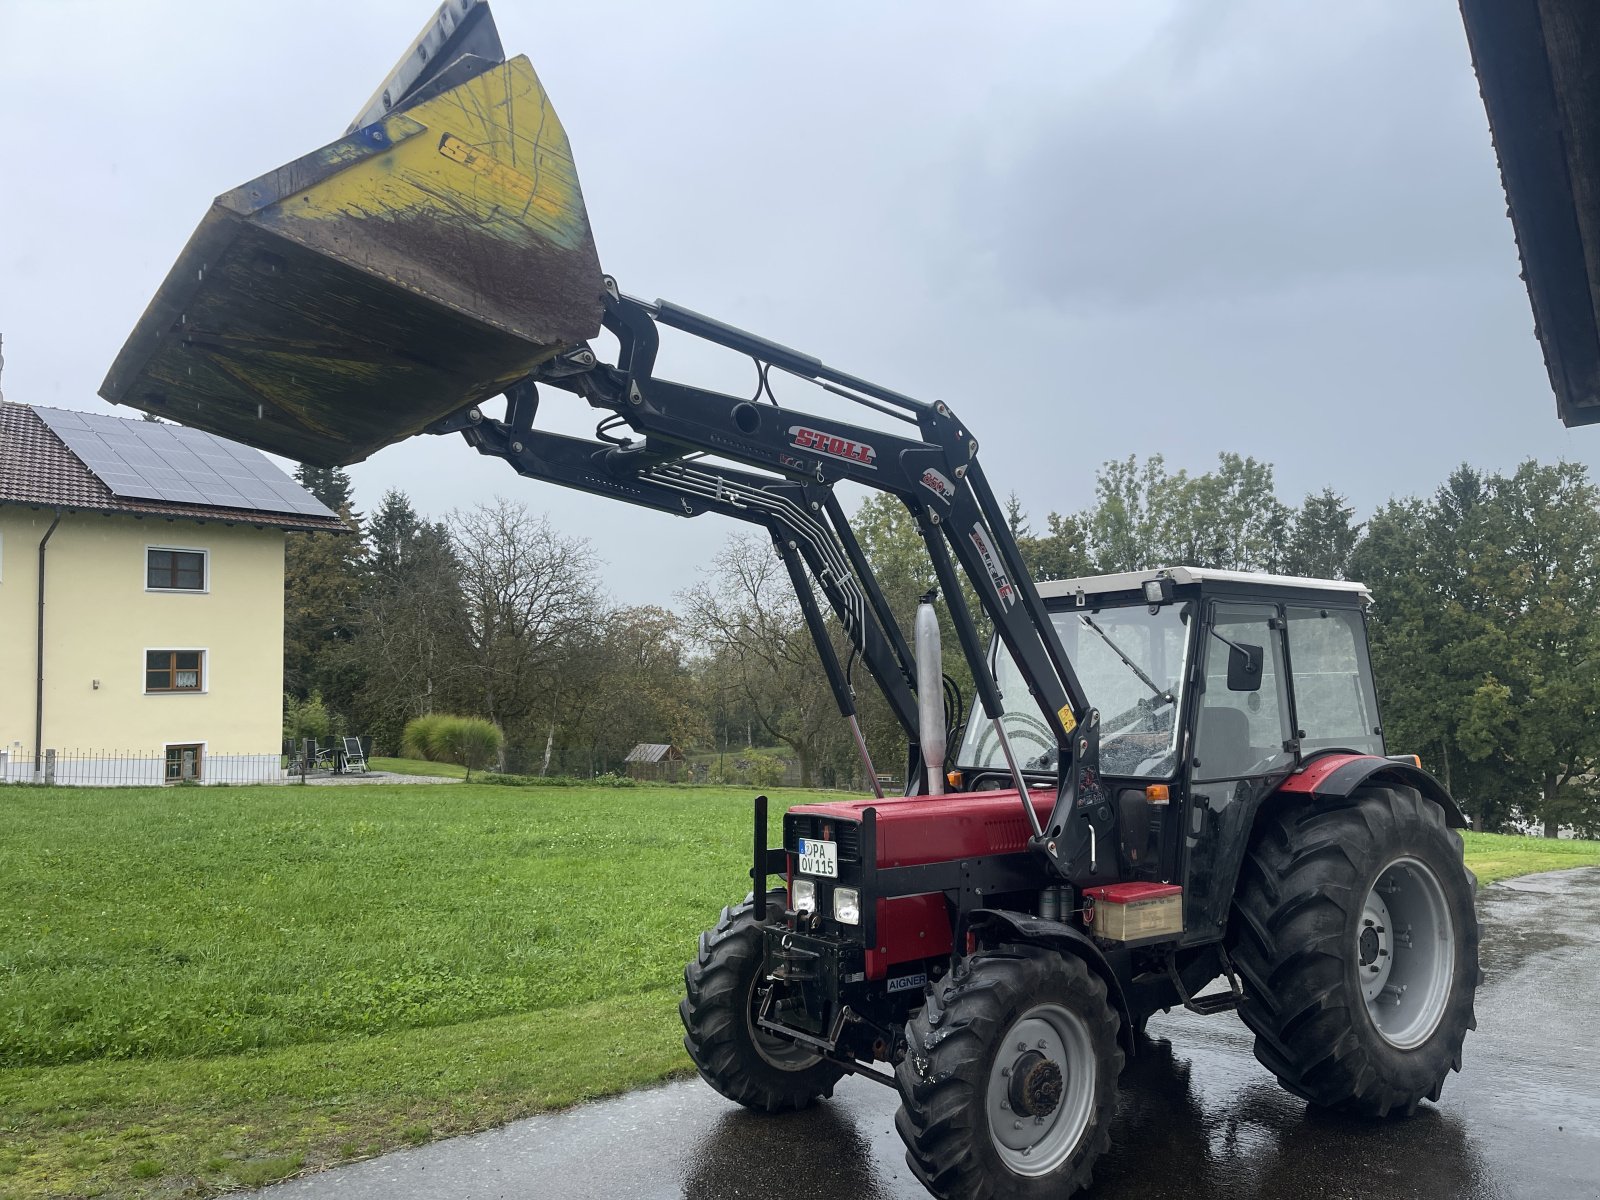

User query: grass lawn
[1460,830,1600,885]
[365,757,466,779]
[1,785,1596,1198]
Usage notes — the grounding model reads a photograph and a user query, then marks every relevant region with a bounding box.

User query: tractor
[680,567,1479,1198]
[100,3,1480,1197]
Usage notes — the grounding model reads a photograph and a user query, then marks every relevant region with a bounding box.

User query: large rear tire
[895,945,1123,1200]
[680,891,845,1112]
[1228,784,1479,1116]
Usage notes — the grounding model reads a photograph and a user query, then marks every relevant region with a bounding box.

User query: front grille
[784,814,862,863]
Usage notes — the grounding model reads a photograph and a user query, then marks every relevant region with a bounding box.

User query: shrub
[283,692,333,743]
[401,714,504,780]
[745,755,785,789]
[400,713,451,762]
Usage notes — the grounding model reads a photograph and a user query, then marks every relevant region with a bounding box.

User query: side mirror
[1227,642,1264,692]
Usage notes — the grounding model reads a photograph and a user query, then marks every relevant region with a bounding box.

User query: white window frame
[162,740,207,784]
[145,545,210,594]
[143,647,209,695]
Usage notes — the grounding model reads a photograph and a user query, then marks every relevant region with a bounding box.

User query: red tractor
[101,5,1480,1197]
[681,567,1479,1198]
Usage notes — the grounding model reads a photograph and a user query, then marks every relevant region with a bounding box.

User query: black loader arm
[445,283,1111,883]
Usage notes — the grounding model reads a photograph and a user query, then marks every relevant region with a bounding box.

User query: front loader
[102,5,1482,1197]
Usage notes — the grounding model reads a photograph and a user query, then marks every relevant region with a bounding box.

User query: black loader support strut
[442,282,1107,883]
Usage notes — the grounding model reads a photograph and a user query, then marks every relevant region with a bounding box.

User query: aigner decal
[887,971,929,994]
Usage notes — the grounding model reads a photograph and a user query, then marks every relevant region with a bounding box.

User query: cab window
[1193,603,1293,781]
[1286,607,1382,756]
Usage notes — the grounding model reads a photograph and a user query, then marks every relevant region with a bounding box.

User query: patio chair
[342,737,370,774]
[311,740,339,773]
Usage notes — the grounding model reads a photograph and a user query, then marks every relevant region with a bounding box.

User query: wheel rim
[985,1003,1096,1176]
[1358,856,1456,1050]
[746,973,824,1071]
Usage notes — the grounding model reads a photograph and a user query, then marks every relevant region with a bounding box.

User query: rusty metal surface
[101,55,604,467]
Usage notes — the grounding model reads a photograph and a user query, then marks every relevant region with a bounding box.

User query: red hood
[788,789,1055,868]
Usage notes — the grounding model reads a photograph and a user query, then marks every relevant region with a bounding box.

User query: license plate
[797,838,838,878]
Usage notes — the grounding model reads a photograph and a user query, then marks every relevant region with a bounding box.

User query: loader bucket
[100,1,604,466]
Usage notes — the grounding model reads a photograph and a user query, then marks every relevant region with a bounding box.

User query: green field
[365,756,467,778]
[1,785,1596,1199]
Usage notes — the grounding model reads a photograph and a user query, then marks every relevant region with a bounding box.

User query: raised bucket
[100,2,604,466]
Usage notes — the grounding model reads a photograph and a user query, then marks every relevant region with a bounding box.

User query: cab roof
[1035,566,1372,605]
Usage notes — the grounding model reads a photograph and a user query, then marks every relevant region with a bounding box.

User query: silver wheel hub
[747,974,822,1072]
[1359,857,1455,1050]
[986,1005,1095,1176]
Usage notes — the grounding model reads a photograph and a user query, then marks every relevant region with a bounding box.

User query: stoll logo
[970,524,1017,608]
[789,425,878,469]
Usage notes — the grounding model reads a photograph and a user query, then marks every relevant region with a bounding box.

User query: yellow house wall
[0,506,286,757]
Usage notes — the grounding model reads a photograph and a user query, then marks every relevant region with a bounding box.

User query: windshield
[958,602,1194,779]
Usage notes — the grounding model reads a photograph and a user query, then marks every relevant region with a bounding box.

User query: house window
[147,548,206,591]
[165,744,203,782]
[147,650,204,692]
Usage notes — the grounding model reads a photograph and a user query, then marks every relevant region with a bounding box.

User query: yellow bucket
[101,44,604,466]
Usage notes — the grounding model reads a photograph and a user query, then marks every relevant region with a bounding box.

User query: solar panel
[34,407,338,519]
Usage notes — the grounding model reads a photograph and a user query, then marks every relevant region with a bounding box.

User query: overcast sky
[2,1,1593,605]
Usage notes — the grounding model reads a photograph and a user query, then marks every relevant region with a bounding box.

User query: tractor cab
[957,566,1383,939]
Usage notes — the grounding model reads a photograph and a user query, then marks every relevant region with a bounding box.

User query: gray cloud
[0,1,1591,608]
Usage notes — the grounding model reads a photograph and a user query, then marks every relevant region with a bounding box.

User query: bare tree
[681,535,842,786]
[449,498,601,763]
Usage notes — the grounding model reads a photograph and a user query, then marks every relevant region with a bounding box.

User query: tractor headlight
[791,878,816,915]
[833,886,861,925]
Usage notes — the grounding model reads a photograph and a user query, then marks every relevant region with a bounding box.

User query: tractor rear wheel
[895,945,1123,1200]
[680,890,844,1112]
[1229,784,1479,1116]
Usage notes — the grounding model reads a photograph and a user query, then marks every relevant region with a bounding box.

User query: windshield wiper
[1078,614,1173,704]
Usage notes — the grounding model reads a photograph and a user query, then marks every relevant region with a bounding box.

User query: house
[0,403,347,783]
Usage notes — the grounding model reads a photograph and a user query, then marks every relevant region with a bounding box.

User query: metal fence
[0,747,289,787]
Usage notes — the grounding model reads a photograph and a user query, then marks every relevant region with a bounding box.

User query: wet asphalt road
[259,868,1600,1200]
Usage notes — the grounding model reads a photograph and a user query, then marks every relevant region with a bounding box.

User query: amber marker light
[1145,784,1171,803]
[946,770,964,789]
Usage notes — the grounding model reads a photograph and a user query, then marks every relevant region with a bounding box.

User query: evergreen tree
[294,463,357,516]
[1285,488,1361,579]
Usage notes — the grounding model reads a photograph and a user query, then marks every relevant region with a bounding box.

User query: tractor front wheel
[1229,784,1480,1116]
[895,945,1123,1200]
[680,890,844,1112]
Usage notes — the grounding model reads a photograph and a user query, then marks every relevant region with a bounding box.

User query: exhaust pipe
[915,595,946,796]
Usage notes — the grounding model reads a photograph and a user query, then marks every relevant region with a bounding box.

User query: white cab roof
[1036,566,1371,603]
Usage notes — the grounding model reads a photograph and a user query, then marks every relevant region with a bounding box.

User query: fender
[1274,751,1469,828]
[963,908,1137,1057]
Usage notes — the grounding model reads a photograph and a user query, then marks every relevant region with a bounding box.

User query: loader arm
[456,410,927,795]
[452,285,1112,884]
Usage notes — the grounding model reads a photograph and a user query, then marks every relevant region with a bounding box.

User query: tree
[562,606,707,775]
[1006,494,1091,581]
[1452,462,1600,836]
[1085,453,1291,572]
[294,463,357,516]
[343,490,470,752]
[682,535,844,787]
[282,519,363,699]
[1285,488,1361,579]
[1354,462,1600,833]
[449,498,600,765]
